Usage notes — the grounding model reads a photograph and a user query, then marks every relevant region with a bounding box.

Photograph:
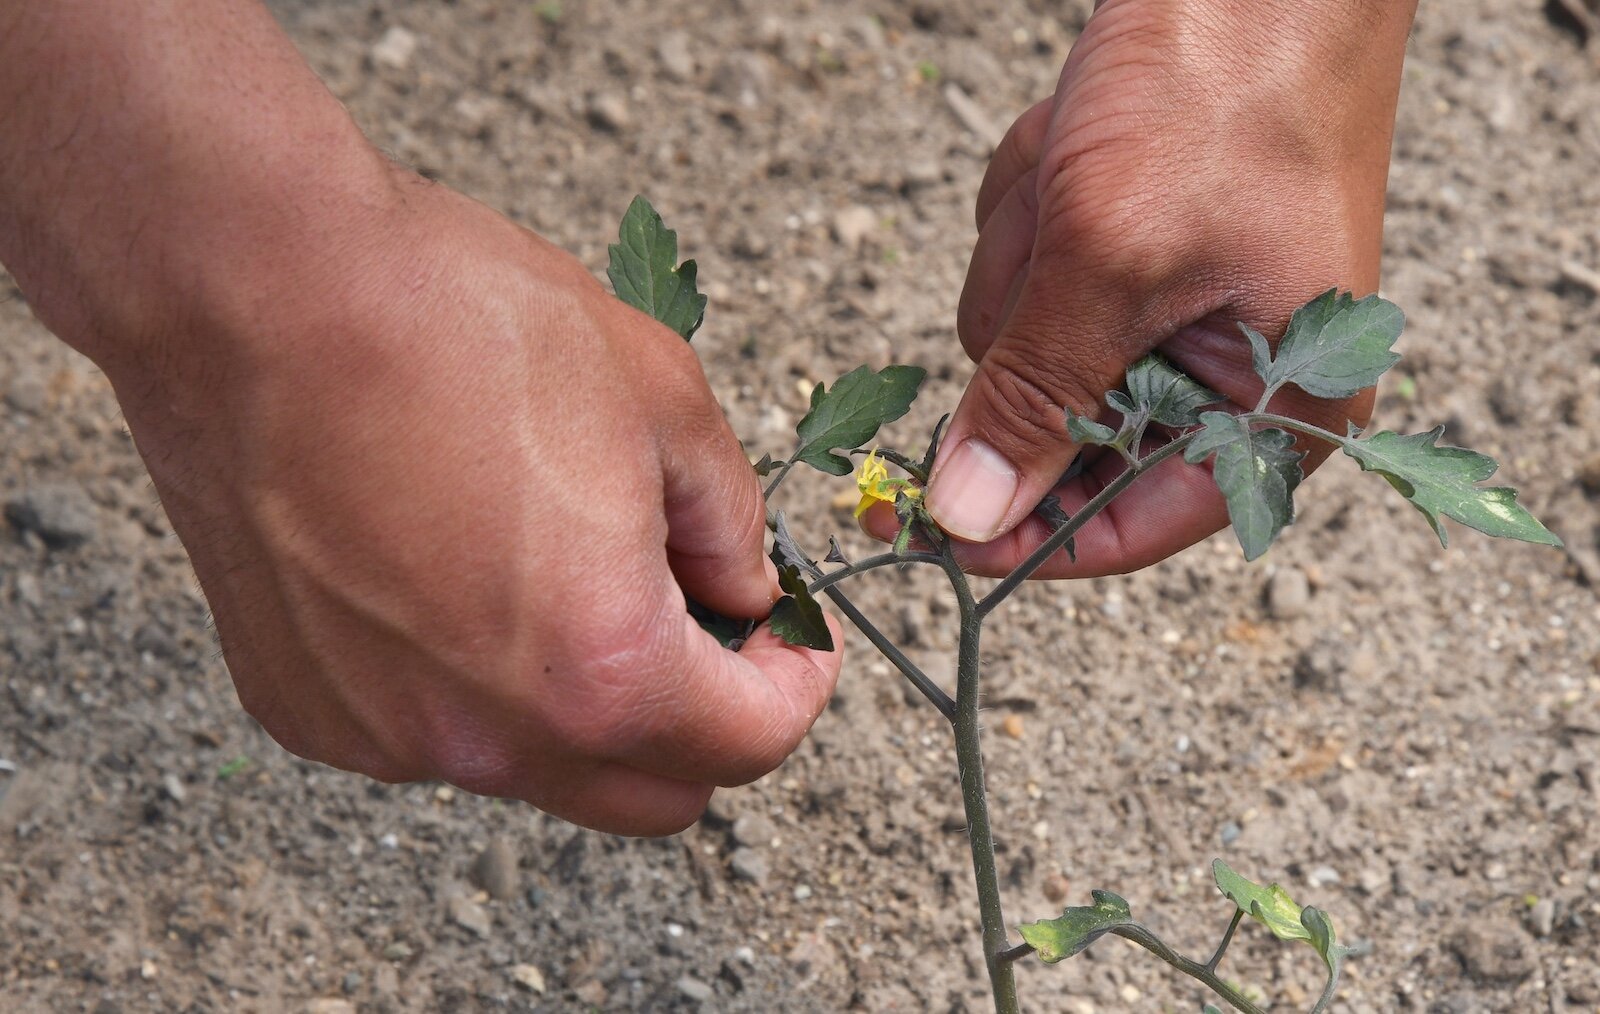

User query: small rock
[447,894,492,939]
[792,884,812,901]
[1447,924,1535,983]
[510,963,546,994]
[572,980,608,1007]
[1307,865,1341,888]
[161,774,187,804]
[1528,898,1557,938]
[1265,566,1311,619]
[830,206,876,252]
[901,160,944,191]
[731,226,770,260]
[3,374,47,415]
[1578,454,1600,496]
[729,847,770,885]
[1001,714,1025,740]
[1293,638,1346,693]
[370,26,418,70]
[1219,821,1242,847]
[656,32,696,82]
[677,975,714,1003]
[5,483,99,549]
[302,1002,355,1014]
[470,836,520,901]
[711,52,770,108]
[381,942,413,961]
[1041,872,1069,903]
[585,93,629,132]
[730,813,777,848]
[340,972,362,995]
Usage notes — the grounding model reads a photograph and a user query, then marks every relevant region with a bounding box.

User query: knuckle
[974,344,1105,459]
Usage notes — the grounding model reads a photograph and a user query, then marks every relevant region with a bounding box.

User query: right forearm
[0,0,389,371]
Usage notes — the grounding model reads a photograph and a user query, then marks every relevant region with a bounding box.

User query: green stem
[1205,910,1245,974]
[943,548,1018,1014]
[806,551,945,597]
[1308,958,1344,1014]
[816,585,955,722]
[977,436,1193,617]
[762,453,801,500]
[1106,924,1267,1014]
[1249,412,1354,449]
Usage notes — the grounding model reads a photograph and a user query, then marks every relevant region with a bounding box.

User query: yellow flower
[854,450,921,518]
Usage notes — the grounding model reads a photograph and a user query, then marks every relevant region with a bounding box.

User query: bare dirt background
[4,1,1599,1011]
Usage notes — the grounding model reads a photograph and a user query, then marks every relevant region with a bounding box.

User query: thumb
[655,368,780,621]
[925,270,1150,543]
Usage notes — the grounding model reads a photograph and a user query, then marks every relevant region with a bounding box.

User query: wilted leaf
[753,453,778,477]
[823,536,850,566]
[1212,860,1311,946]
[607,195,708,340]
[1341,426,1561,548]
[793,365,927,475]
[768,564,834,651]
[1254,289,1403,398]
[1034,494,1076,563]
[1017,891,1134,963]
[1185,414,1304,560]
[1125,355,1222,427]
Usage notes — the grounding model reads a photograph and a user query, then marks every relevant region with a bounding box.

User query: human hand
[873,0,1416,576]
[103,172,840,835]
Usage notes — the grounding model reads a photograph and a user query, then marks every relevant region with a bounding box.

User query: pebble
[341,972,362,994]
[447,895,492,939]
[1293,638,1346,693]
[4,373,47,415]
[831,205,876,251]
[1219,821,1242,847]
[729,847,770,885]
[585,93,630,132]
[5,483,99,549]
[1041,872,1069,904]
[731,813,777,848]
[1447,924,1535,982]
[1528,898,1556,938]
[656,32,696,82]
[676,975,714,1003]
[369,26,418,70]
[510,963,546,994]
[1307,866,1341,888]
[302,1002,355,1014]
[711,52,769,108]
[1265,566,1311,619]
[161,774,187,804]
[1001,714,1025,740]
[470,836,520,901]
[793,884,812,901]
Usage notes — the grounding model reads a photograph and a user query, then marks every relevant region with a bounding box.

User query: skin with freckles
[865,0,1419,577]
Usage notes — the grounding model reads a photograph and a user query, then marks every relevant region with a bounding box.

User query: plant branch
[1107,924,1267,1014]
[977,436,1193,616]
[1205,910,1245,974]
[806,551,945,597]
[1248,411,1355,449]
[817,585,955,722]
[1308,959,1344,1014]
[762,442,804,500]
[943,543,1019,1014]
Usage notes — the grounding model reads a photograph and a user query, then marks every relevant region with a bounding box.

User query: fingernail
[926,439,1019,541]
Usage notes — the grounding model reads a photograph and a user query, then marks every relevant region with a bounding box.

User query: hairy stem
[1249,411,1355,449]
[943,548,1018,1014]
[806,551,945,597]
[977,436,1193,616]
